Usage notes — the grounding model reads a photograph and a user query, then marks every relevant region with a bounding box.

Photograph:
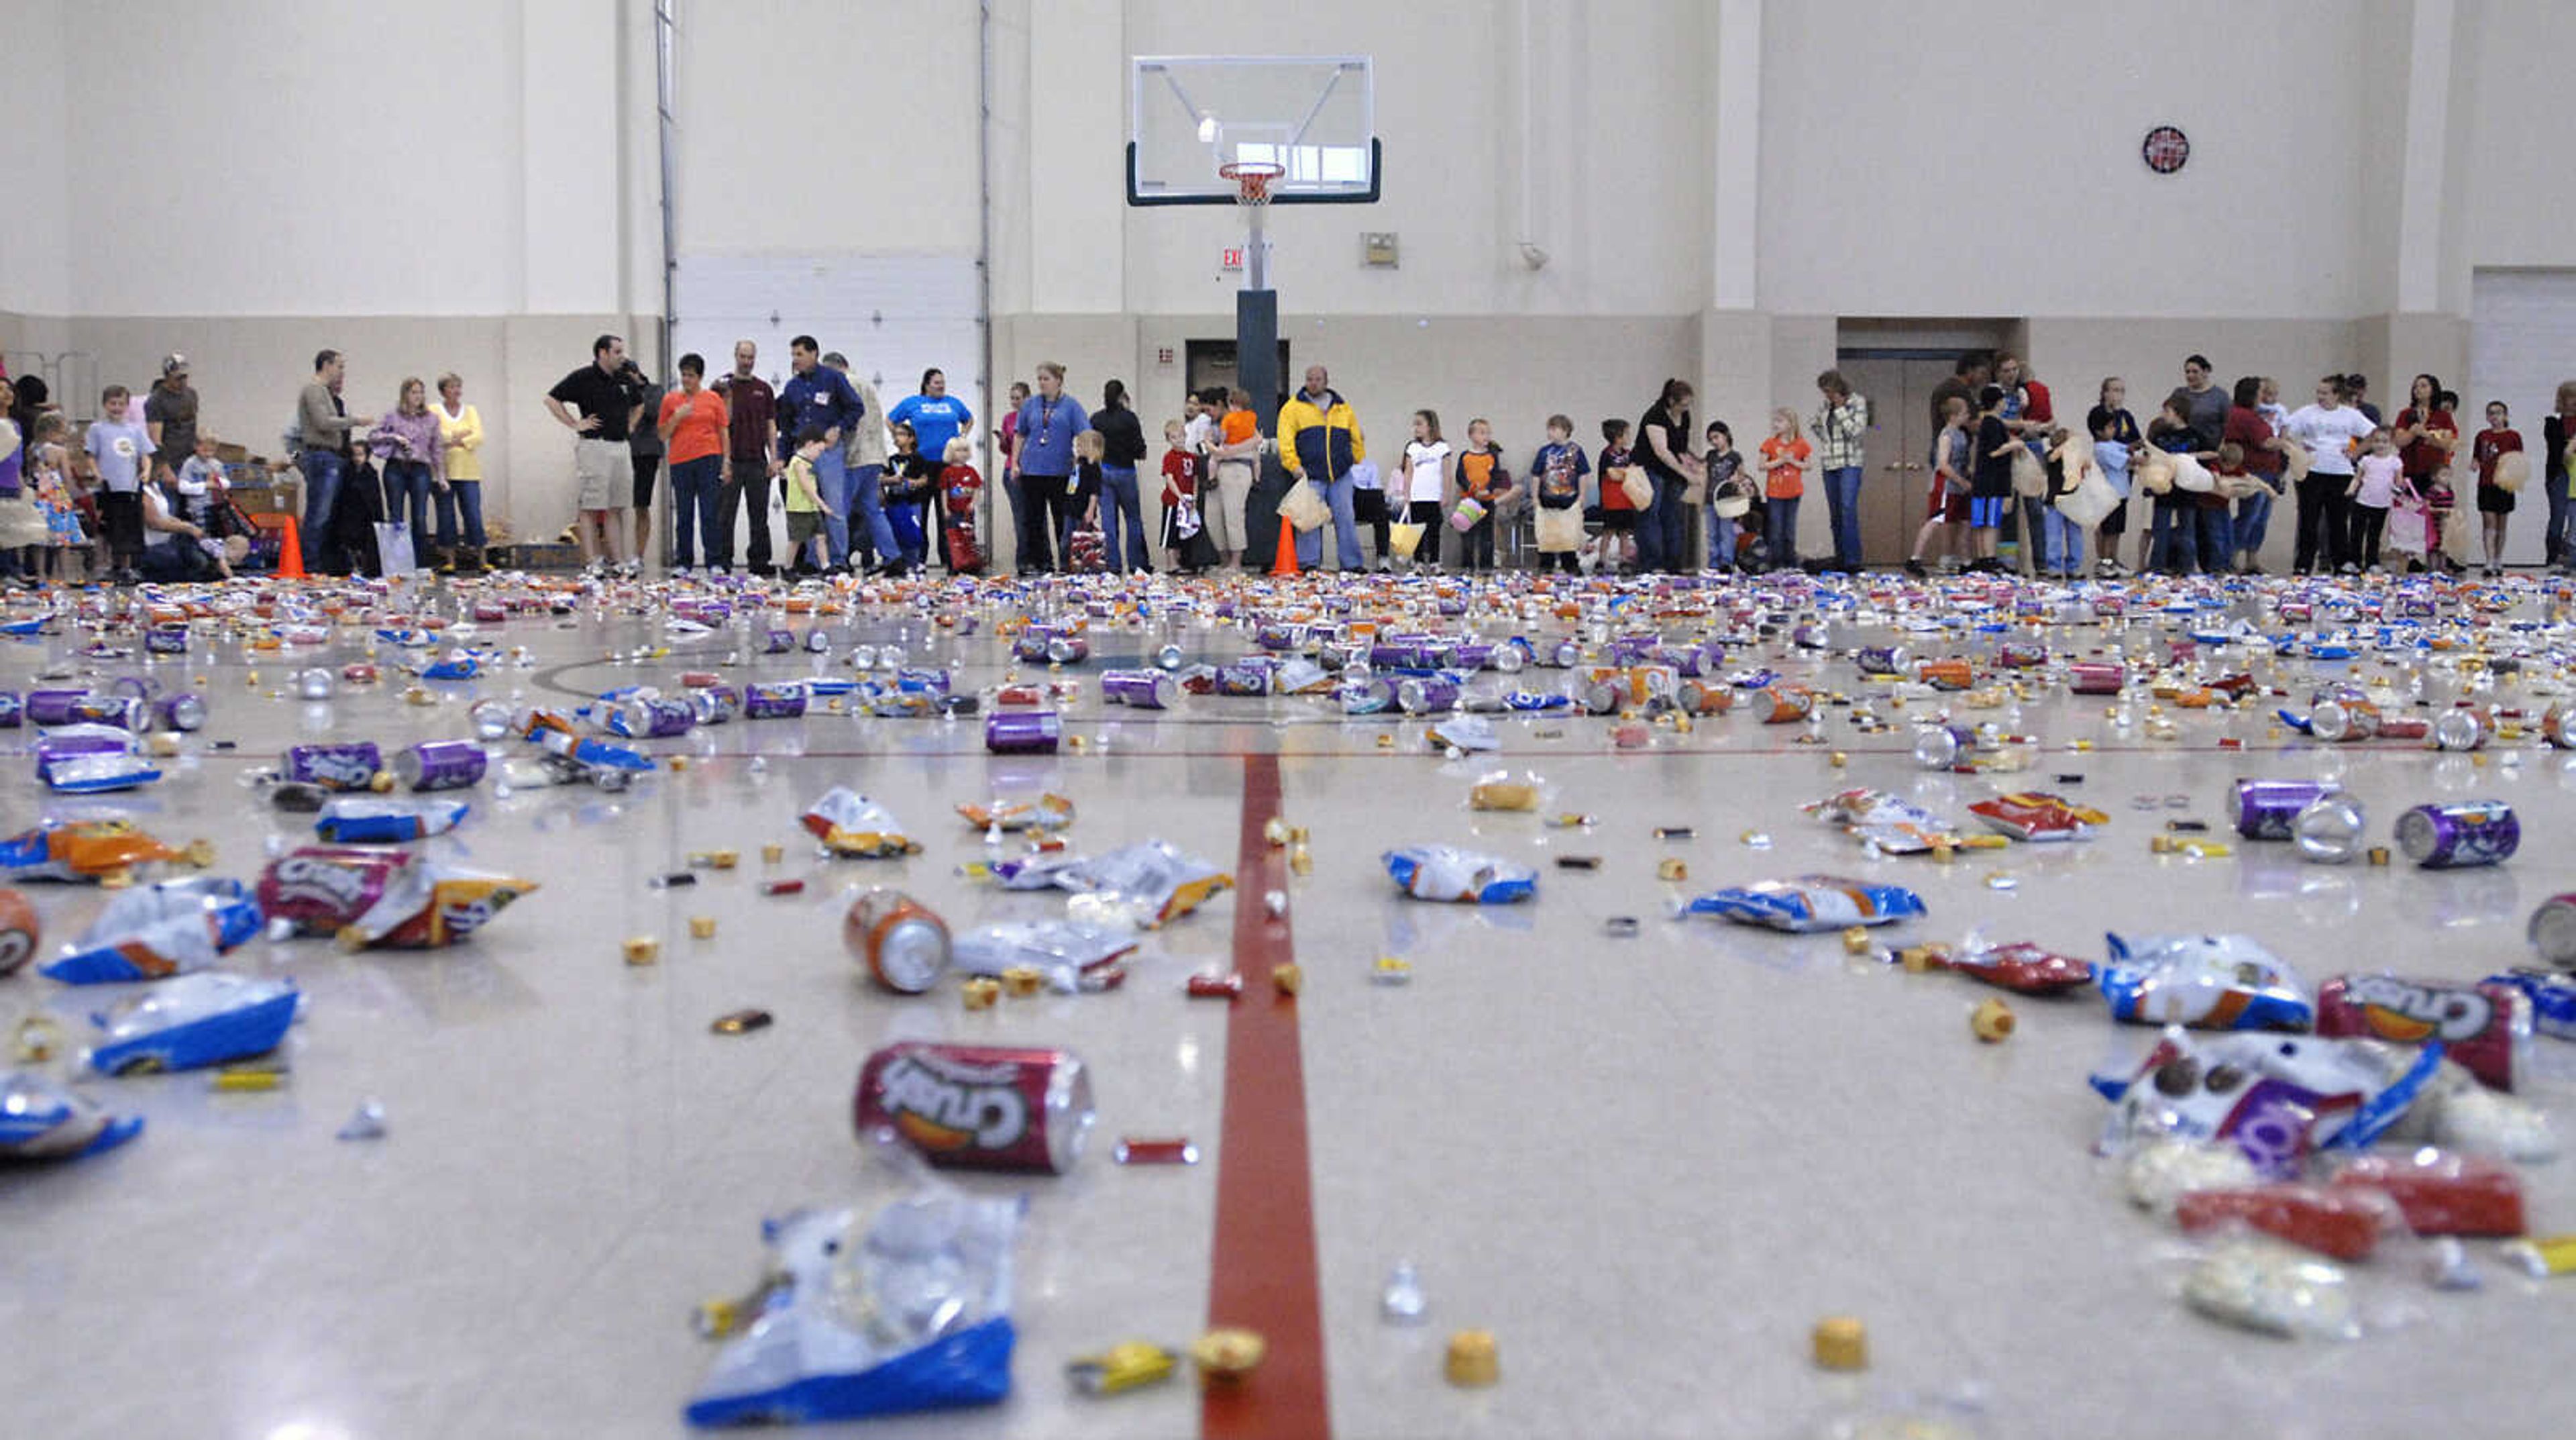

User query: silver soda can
[1913,725,1972,770]
[393,740,488,792]
[2529,894,2576,973]
[1045,634,1091,665]
[2396,801,2520,870]
[688,686,740,725]
[1155,643,1185,670]
[2291,793,2367,864]
[845,888,952,994]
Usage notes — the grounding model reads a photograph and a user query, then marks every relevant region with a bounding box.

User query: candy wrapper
[256,845,536,949]
[314,796,471,845]
[951,920,1138,993]
[1966,791,2108,842]
[2314,974,2531,1092]
[2092,1027,2443,1177]
[87,972,300,1076]
[1947,939,2095,995]
[955,794,1074,833]
[42,876,264,984]
[1050,841,1232,928]
[0,1070,144,1162]
[2487,969,2576,1042]
[2121,1137,2260,1216]
[1803,788,1960,856]
[1383,846,1538,905]
[1466,770,1552,813]
[0,819,194,883]
[1685,876,1925,933]
[2182,1238,2361,1340]
[802,788,923,858]
[2098,933,2314,1031]
[1426,714,1499,753]
[684,1139,1021,1427]
[37,725,162,793]
[962,852,1087,891]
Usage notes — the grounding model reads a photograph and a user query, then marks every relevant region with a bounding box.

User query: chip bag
[1051,841,1233,928]
[802,788,924,858]
[0,1070,144,1162]
[88,972,301,1076]
[951,920,1138,992]
[955,794,1074,833]
[0,819,195,884]
[1383,846,1538,905]
[42,876,264,984]
[1685,876,1926,932]
[1967,791,2108,841]
[2090,1026,2443,1177]
[2098,933,2314,1031]
[313,796,471,845]
[1803,788,1961,856]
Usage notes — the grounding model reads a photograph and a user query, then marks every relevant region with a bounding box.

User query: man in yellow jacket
[1277,364,1367,570]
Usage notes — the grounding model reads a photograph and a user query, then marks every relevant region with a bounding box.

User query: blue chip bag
[89,972,300,1076]
[1383,846,1537,905]
[1684,875,1926,932]
[2099,933,2314,1032]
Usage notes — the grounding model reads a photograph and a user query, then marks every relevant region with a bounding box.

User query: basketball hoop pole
[1246,199,1269,290]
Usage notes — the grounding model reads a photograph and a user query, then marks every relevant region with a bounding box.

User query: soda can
[1099,669,1175,710]
[688,686,741,726]
[608,697,695,739]
[145,627,189,655]
[1254,621,1301,652]
[1757,685,1816,724]
[844,888,951,994]
[1339,678,1396,715]
[1448,641,1495,672]
[2305,697,2381,742]
[157,694,207,733]
[1915,658,1974,690]
[0,691,21,728]
[282,742,384,791]
[1155,643,1185,670]
[761,627,796,654]
[2487,970,2576,1041]
[2541,703,2573,750]
[393,740,488,792]
[741,681,808,721]
[2068,662,2127,695]
[1995,641,2049,669]
[2231,780,2337,840]
[1216,660,1274,698]
[2432,706,2488,752]
[1855,645,1909,676]
[1534,637,1580,669]
[2396,801,2520,870]
[2526,896,2576,974]
[984,710,1061,754]
[1674,680,1736,715]
[2315,975,2531,1092]
[1398,676,1460,715]
[1913,725,1973,770]
[853,1040,1095,1174]
[1045,634,1091,665]
[2292,794,2367,864]
[25,689,114,729]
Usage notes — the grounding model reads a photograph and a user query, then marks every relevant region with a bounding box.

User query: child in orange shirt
[1450,417,1512,572]
[1758,407,1814,572]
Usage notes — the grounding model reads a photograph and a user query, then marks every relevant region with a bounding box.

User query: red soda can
[1915,658,1973,690]
[854,1041,1095,1174]
[1995,641,2047,669]
[2068,661,2127,695]
[2315,974,2532,1092]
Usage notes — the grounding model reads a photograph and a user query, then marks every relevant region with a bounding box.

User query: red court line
[1203,752,1329,1440]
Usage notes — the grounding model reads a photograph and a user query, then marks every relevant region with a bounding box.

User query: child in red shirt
[938,438,983,574]
[2473,400,2523,577]
[1157,419,1204,570]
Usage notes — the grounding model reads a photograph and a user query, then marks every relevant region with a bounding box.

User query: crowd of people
[10,344,2576,587]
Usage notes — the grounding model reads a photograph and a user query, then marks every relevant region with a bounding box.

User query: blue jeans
[2195,507,2234,574]
[2235,486,2275,563]
[1099,466,1149,571]
[818,453,899,569]
[1293,470,1365,570]
[382,459,433,541]
[2150,496,2196,572]
[667,455,720,567]
[1708,513,1740,570]
[1822,465,1864,568]
[1638,475,1688,571]
[435,478,486,551]
[1765,495,1801,568]
[299,449,345,569]
[2042,507,2084,572]
[2546,477,2574,565]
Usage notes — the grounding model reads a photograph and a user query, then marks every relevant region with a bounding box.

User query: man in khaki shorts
[544,333,649,576]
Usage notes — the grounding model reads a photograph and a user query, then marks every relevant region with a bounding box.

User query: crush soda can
[844,888,951,993]
[2315,974,2532,1092]
[1099,669,1175,710]
[2069,661,2127,695]
[2232,780,2337,841]
[392,740,488,792]
[282,742,384,791]
[2396,801,2520,870]
[983,710,1061,754]
[854,1041,1095,1174]
[741,682,807,720]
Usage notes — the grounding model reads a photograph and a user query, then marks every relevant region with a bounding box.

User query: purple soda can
[0,691,21,728]
[284,742,384,790]
[2232,780,2337,841]
[25,688,93,727]
[762,627,796,654]
[688,687,741,726]
[146,627,189,655]
[393,740,488,792]
[984,710,1061,754]
[1216,660,1274,697]
[1397,675,1461,715]
[2396,800,2520,870]
[158,694,207,733]
[741,682,808,720]
[611,697,696,739]
[1099,669,1175,710]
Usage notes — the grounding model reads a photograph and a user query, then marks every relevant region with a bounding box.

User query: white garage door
[2469,269,2576,566]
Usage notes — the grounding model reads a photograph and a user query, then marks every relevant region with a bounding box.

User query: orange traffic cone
[274,515,307,580]
[1271,519,1299,577]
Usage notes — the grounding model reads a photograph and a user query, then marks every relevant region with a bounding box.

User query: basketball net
[1218,161,1283,290]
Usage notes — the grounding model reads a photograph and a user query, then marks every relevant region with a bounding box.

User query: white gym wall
[5,0,2574,568]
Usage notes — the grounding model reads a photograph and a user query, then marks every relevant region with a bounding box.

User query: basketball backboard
[1128,55,1379,206]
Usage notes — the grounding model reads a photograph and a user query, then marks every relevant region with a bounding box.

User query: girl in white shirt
[2285,375,2377,574]
[1399,410,1451,570]
[2343,429,2411,572]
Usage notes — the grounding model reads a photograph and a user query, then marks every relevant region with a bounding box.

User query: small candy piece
[1002,966,1047,997]
[692,1298,747,1341]
[651,872,699,889]
[335,1098,388,1141]
[1271,963,1304,996]
[1114,1137,1199,1166]
[2500,1234,2576,1278]
[761,843,786,865]
[1381,1260,1428,1324]
[1444,1330,1500,1387]
[709,1009,772,1034]
[1263,888,1288,917]
[2366,845,2391,867]
[1656,858,1688,882]
[1289,843,1313,877]
[1970,998,2016,1042]
[1898,945,1950,975]
[2182,1238,2359,1340]
[1811,1316,1868,1372]
[369,770,396,794]
[623,935,660,966]
[1830,751,1849,768]
[961,976,1002,1010]
[13,1015,66,1064]
[1841,926,1873,955]
[688,916,717,940]
[688,849,740,870]
[1191,1328,1267,1383]
[1554,855,1602,870]
[211,1068,284,1092]
[1371,956,1413,986]
[1739,830,1772,849]
[1263,817,1289,847]
[759,879,805,897]
[1603,916,1642,937]
[1068,1340,1179,1395]
[1187,972,1244,999]
[1653,825,1696,840]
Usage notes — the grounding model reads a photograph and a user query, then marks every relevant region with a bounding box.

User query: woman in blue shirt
[888,369,972,554]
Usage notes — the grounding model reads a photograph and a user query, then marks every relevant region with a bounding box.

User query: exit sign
[1221,246,1244,272]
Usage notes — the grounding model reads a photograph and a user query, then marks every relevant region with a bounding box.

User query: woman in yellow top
[434,372,488,573]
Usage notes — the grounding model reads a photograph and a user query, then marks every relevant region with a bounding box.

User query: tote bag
[1388,521,1428,559]
[1534,504,1585,553]
[2052,471,2120,529]
[1279,478,1330,533]
[1615,467,1652,510]
[372,521,417,576]
[2008,446,2047,497]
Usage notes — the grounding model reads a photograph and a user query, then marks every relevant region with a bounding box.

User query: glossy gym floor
[2,567,2572,1440]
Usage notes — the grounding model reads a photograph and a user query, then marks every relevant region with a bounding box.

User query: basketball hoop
[1218,160,1285,207]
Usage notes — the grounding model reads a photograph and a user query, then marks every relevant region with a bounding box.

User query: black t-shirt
[1095,405,1148,468]
[549,363,647,444]
[629,383,667,461]
[1636,403,1692,484]
[1972,415,2016,498]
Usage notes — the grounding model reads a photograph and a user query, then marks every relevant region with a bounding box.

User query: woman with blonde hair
[433,372,488,572]
[368,376,444,559]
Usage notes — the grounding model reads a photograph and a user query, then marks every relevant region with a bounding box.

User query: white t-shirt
[1403,440,1451,506]
[1184,412,1215,456]
[1347,458,1381,492]
[2287,404,2375,476]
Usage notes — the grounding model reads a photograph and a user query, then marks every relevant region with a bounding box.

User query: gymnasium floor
[3,568,2573,1440]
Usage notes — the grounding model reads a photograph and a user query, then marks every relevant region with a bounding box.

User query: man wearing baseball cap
[146,354,199,484]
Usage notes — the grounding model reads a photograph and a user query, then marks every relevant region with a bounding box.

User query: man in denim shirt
[777,336,894,573]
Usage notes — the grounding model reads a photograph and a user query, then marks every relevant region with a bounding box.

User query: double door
[1831,355,1965,566]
